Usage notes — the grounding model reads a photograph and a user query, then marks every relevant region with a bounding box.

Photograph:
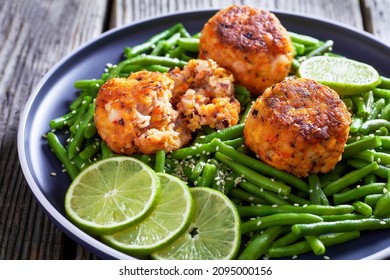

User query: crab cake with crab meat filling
[244,78,351,177]
[199,5,294,95]
[94,70,192,155]
[168,59,240,131]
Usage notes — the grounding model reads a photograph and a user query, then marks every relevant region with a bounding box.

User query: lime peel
[298,56,381,96]
[101,173,194,255]
[152,187,241,260]
[64,156,161,235]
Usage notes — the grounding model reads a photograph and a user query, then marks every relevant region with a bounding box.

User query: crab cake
[168,59,240,131]
[199,5,294,95]
[244,78,351,177]
[94,70,191,155]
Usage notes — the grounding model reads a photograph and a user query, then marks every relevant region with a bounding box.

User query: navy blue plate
[18,10,390,260]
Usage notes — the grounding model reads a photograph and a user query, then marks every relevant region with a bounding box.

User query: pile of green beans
[47,23,390,260]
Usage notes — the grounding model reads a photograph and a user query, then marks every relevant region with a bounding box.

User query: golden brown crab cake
[244,78,351,177]
[199,5,294,95]
[168,59,241,131]
[94,70,192,155]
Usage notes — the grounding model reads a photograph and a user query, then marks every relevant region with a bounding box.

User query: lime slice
[152,187,241,260]
[64,156,160,235]
[298,56,381,95]
[101,173,194,255]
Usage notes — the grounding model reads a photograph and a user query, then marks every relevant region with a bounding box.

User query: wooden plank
[361,0,390,44]
[0,0,107,259]
[110,0,363,29]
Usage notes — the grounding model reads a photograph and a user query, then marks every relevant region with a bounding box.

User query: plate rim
[17,8,390,260]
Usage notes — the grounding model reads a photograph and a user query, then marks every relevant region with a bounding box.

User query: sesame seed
[272,204,278,208]
[256,220,262,227]
[303,204,308,207]
[248,197,254,201]
[294,203,299,207]
[50,172,57,176]
[292,255,298,259]
[380,220,386,225]
[323,255,330,260]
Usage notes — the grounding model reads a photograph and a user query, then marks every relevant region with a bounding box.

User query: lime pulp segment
[64,156,161,235]
[152,187,241,260]
[101,173,194,255]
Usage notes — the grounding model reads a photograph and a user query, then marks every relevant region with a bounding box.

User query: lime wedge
[298,56,381,95]
[64,156,160,235]
[101,173,194,255]
[152,187,241,260]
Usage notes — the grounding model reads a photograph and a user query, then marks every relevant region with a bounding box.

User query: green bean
[288,32,320,46]
[79,140,101,160]
[364,173,377,185]
[350,150,374,162]
[177,37,199,52]
[108,54,187,79]
[221,138,245,149]
[46,132,79,180]
[67,100,96,160]
[380,103,390,120]
[352,201,372,216]
[299,40,333,61]
[351,95,368,118]
[308,174,329,205]
[320,161,348,187]
[292,217,390,236]
[364,194,383,208]
[214,139,309,192]
[197,163,217,187]
[162,32,182,52]
[168,45,185,59]
[349,116,363,133]
[196,123,245,144]
[154,150,166,173]
[69,96,93,133]
[348,158,390,179]
[189,155,207,182]
[238,226,284,260]
[267,232,360,259]
[271,231,302,247]
[292,42,305,56]
[378,76,390,89]
[237,204,354,218]
[101,140,114,159]
[373,192,390,218]
[321,213,366,222]
[291,59,300,72]
[343,136,381,158]
[71,154,91,171]
[84,121,97,139]
[284,192,311,206]
[342,97,354,112]
[49,110,77,130]
[304,235,325,255]
[239,181,290,206]
[239,101,254,124]
[125,23,183,57]
[73,79,103,89]
[68,90,89,111]
[234,85,252,107]
[373,88,390,99]
[241,213,323,235]
[216,152,291,195]
[379,136,390,149]
[170,140,217,159]
[228,188,268,204]
[367,98,386,121]
[322,162,379,196]
[333,182,386,204]
[373,151,390,165]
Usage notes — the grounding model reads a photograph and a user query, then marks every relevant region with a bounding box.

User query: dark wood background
[1,0,389,259]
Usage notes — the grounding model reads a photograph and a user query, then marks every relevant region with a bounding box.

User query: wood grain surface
[0,0,389,259]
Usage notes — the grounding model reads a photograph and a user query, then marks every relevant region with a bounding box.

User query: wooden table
[1,0,389,260]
